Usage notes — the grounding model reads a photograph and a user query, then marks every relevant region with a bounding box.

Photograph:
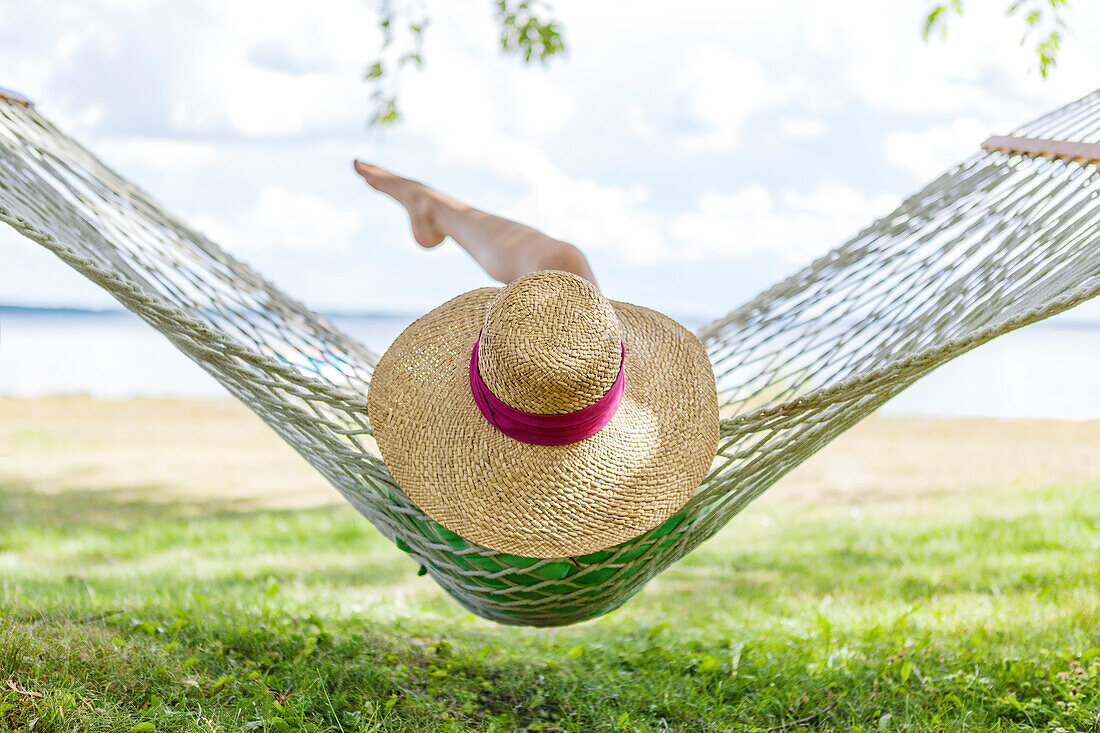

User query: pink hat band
[469,329,626,446]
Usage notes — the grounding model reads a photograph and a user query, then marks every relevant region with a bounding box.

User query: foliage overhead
[363,1,1073,127]
[365,0,565,126]
[924,0,1070,78]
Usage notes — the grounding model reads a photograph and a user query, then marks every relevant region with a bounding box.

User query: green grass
[1,479,1098,732]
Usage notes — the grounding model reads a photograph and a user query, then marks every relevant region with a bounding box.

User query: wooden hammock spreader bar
[0,88,32,107]
[982,135,1100,166]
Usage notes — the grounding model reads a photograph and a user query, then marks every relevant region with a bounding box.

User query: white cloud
[508,175,666,264]
[0,0,380,138]
[3,0,1099,316]
[193,186,362,253]
[884,117,991,180]
[626,103,656,140]
[95,138,219,175]
[780,117,827,139]
[671,45,776,153]
[502,67,578,141]
[670,183,899,262]
[798,0,1100,119]
[392,14,664,263]
[174,0,379,137]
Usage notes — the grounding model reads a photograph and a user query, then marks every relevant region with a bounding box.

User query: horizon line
[0,303,421,320]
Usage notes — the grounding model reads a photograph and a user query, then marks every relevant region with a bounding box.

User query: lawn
[1,398,1098,732]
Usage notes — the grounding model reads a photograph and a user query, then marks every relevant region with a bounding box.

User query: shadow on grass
[0,479,329,530]
[4,480,1098,619]
[0,480,422,597]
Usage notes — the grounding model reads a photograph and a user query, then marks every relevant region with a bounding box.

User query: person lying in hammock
[354,160,720,560]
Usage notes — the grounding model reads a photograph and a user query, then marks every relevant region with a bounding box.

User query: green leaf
[211,674,235,692]
[923,5,948,39]
[696,653,721,673]
[130,724,157,733]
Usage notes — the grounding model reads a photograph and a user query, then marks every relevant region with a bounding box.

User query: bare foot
[353,160,447,248]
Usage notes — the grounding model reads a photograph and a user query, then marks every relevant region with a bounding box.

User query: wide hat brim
[367,286,719,558]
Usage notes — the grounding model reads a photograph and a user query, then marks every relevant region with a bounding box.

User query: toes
[353,160,388,186]
[353,161,375,185]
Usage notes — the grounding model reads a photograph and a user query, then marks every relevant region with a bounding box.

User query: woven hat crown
[477,270,624,414]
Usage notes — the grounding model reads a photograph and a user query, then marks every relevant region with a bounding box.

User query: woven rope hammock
[3,88,1100,627]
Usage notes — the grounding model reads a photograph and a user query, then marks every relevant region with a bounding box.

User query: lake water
[2,308,1099,420]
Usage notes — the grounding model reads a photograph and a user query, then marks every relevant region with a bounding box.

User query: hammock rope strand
[2,89,1100,626]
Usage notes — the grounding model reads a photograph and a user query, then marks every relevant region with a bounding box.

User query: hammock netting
[2,89,1100,626]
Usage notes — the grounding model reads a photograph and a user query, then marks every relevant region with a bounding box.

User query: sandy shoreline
[2,395,1099,510]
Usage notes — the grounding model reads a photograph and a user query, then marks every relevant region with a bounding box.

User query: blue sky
[2,0,1099,320]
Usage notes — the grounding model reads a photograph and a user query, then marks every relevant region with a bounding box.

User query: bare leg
[353,160,598,287]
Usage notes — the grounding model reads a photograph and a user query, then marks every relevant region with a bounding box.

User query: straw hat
[368,270,719,558]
